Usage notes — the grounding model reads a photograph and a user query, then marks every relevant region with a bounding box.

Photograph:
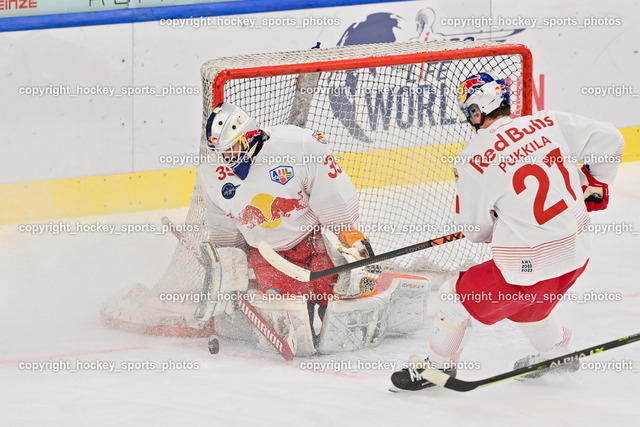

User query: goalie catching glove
[323,228,380,297]
[337,229,374,260]
[580,164,609,212]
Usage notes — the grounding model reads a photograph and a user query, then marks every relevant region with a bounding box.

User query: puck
[208,336,219,354]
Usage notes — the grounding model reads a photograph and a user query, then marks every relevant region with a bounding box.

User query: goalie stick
[409,332,640,392]
[258,232,465,282]
[287,42,322,128]
[160,216,295,361]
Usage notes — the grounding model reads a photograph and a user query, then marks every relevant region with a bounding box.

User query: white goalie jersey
[101,125,433,354]
[198,125,360,250]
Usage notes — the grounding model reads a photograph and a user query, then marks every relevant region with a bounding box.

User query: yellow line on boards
[1,126,638,224]
[1,168,197,224]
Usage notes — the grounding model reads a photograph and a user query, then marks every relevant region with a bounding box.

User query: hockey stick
[287,71,321,127]
[411,332,640,392]
[287,42,322,128]
[258,232,465,282]
[161,216,295,360]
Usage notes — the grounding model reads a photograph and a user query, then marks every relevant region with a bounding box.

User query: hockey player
[390,72,625,391]
[200,102,369,343]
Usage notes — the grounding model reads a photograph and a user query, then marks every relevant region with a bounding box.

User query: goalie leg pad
[317,275,395,354]
[195,244,249,320]
[249,291,316,357]
[316,272,431,353]
[386,273,431,334]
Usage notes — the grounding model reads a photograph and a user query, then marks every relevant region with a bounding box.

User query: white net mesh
[161,40,530,301]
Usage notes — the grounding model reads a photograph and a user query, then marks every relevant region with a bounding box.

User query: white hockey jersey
[199,125,360,251]
[455,110,624,285]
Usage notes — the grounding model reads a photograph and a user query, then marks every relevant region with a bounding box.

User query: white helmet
[458,72,510,128]
[205,103,258,160]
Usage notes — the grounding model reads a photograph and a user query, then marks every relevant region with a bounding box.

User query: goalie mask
[458,72,510,130]
[205,103,264,180]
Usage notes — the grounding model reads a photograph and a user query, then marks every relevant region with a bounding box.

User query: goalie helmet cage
[160,40,532,305]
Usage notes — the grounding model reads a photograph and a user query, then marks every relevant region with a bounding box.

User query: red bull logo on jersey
[235,192,306,229]
[270,166,294,185]
[312,130,326,144]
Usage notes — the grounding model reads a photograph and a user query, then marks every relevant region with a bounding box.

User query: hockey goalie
[101,102,430,356]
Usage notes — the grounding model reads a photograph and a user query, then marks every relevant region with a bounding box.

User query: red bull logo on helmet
[207,136,220,148]
[235,192,306,229]
[459,73,493,103]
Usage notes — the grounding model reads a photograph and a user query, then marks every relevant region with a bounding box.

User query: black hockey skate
[513,354,580,379]
[389,359,456,392]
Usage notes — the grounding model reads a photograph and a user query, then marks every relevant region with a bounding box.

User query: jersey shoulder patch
[221,182,240,199]
[270,166,295,185]
[312,130,326,144]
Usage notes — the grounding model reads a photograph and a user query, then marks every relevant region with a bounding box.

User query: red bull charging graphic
[236,192,306,229]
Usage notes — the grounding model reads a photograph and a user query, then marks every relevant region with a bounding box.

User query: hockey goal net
[102,40,532,336]
[181,39,532,285]
[200,40,531,266]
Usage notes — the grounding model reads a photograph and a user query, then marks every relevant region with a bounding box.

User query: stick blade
[257,241,311,282]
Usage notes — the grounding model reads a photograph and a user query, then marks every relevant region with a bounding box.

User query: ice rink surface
[1,163,639,426]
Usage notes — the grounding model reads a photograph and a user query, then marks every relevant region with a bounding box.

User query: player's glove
[338,229,373,260]
[581,164,609,212]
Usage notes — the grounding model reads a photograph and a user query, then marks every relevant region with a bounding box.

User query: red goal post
[208,43,532,112]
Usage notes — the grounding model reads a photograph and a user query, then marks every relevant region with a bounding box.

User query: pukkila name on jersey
[469,116,555,174]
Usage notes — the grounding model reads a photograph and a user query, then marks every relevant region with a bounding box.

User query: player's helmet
[206,102,263,180]
[458,72,510,128]
[205,102,258,167]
